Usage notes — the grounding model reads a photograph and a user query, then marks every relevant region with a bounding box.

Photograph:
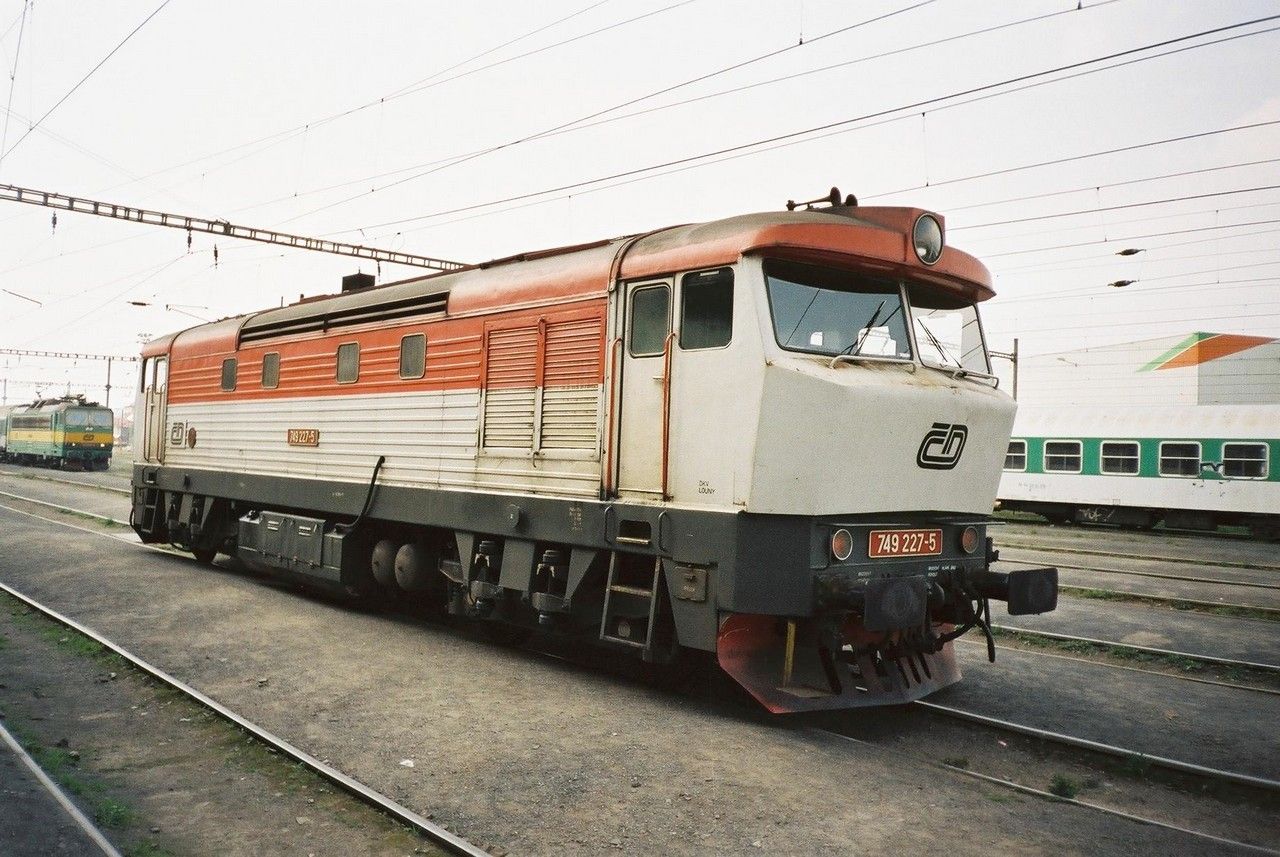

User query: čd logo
[917,422,968,470]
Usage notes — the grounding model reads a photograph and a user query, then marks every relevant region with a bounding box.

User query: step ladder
[599,552,662,655]
[139,487,162,534]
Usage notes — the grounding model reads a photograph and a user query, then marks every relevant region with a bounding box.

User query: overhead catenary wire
[337,15,1280,236]
[994,243,1280,275]
[1,0,173,162]
[982,218,1280,258]
[218,0,1125,223]
[87,0,697,196]
[961,198,1280,248]
[0,0,30,170]
[279,0,949,223]
[995,274,1280,306]
[944,157,1280,214]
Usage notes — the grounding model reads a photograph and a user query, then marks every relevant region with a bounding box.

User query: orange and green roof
[1140,332,1277,372]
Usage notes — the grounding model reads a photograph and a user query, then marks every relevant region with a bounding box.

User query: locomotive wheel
[192,546,217,565]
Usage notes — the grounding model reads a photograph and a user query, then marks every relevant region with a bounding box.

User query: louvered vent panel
[541,316,603,450]
[483,326,539,448]
[541,386,600,450]
[485,326,539,388]
[482,388,537,448]
[543,317,604,386]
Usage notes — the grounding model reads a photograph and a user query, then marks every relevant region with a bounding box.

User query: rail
[0,581,491,856]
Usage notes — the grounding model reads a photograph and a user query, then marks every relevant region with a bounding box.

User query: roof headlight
[913,213,944,265]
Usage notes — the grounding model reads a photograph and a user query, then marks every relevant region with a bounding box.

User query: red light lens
[961,526,980,554]
[831,528,854,562]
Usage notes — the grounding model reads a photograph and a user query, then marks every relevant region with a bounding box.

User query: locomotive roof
[145,206,993,358]
[2,398,105,415]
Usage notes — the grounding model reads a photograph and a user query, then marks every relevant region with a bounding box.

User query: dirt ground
[0,595,448,857]
[0,494,1269,856]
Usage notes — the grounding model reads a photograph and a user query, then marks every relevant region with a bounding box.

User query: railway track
[808,726,1279,856]
[7,568,1274,857]
[911,698,1279,793]
[987,624,1280,673]
[1001,555,1280,591]
[0,580,489,857]
[996,536,1280,573]
[0,468,132,497]
[0,720,124,857]
[959,635,1280,696]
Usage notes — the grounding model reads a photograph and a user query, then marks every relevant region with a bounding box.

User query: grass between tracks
[989,626,1280,692]
[0,591,443,856]
[1060,585,1279,622]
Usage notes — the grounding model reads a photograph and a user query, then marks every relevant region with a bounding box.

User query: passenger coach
[131,193,1057,712]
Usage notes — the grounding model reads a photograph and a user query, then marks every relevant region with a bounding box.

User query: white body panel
[746,359,1015,516]
[164,389,603,499]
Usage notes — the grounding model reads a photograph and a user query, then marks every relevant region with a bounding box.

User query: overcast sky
[1,0,1277,403]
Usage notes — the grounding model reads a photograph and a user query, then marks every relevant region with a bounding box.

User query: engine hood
[746,358,1016,516]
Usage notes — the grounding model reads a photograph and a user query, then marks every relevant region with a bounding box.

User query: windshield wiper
[843,300,885,357]
[918,321,961,367]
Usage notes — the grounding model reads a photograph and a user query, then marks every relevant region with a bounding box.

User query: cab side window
[399,334,426,379]
[629,285,670,357]
[220,358,236,392]
[261,352,281,389]
[680,267,733,350]
[336,343,360,384]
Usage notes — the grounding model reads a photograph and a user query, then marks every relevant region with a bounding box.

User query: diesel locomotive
[130,190,1058,712]
[1,396,114,470]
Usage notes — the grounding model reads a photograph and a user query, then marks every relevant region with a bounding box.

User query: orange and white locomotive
[132,191,1057,712]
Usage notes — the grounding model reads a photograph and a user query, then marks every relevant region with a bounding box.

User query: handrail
[660,331,677,501]
[828,353,916,371]
[601,337,623,497]
[936,363,1001,388]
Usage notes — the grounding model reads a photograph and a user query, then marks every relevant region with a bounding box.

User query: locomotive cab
[632,207,1059,711]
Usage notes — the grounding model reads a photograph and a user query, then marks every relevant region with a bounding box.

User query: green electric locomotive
[0,396,114,470]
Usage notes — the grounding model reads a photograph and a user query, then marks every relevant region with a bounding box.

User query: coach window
[400,333,426,379]
[336,342,360,384]
[680,268,733,349]
[1044,440,1082,473]
[1101,441,1140,475]
[629,285,670,357]
[1222,442,1268,479]
[1159,441,1200,477]
[1004,440,1026,471]
[261,352,280,389]
[220,358,237,392]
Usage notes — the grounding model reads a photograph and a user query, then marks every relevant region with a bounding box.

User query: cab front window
[765,260,911,360]
[909,295,990,374]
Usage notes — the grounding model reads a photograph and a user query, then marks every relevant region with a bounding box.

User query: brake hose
[337,455,385,534]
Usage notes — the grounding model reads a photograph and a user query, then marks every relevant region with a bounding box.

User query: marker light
[913,214,944,265]
[831,528,854,562]
[961,526,980,554]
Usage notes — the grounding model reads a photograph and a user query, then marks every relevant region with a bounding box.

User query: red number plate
[868,528,943,558]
